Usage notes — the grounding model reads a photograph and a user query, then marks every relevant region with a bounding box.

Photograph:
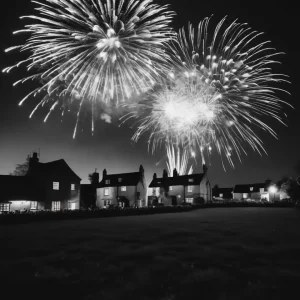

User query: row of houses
[0,152,287,213]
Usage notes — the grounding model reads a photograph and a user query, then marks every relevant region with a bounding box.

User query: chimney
[153,173,157,180]
[91,171,99,185]
[28,152,39,175]
[173,168,178,177]
[139,165,144,177]
[163,169,168,179]
[103,169,107,180]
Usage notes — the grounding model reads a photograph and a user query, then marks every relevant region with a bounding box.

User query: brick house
[0,152,81,213]
[148,164,212,206]
[96,165,147,208]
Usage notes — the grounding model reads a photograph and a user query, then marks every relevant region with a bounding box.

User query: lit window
[30,201,37,210]
[121,186,126,191]
[0,204,10,212]
[188,186,193,192]
[104,188,109,196]
[68,201,76,210]
[250,187,254,191]
[186,198,193,203]
[118,178,122,182]
[219,193,223,198]
[71,184,75,191]
[52,201,61,211]
[169,186,173,191]
[243,193,249,199]
[104,200,111,208]
[260,188,265,193]
[188,178,194,182]
[105,180,110,184]
[53,182,59,190]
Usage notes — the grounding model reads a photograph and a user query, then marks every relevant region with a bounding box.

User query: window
[30,201,37,210]
[188,178,194,183]
[169,186,173,191]
[68,201,76,210]
[250,187,254,191]
[71,184,75,191]
[104,188,109,196]
[260,188,265,193]
[52,201,61,211]
[104,200,111,208]
[186,198,193,203]
[0,204,10,212]
[118,178,122,183]
[243,193,249,199]
[105,180,110,184]
[53,182,59,190]
[219,193,223,198]
[121,186,126,192]
[188,186,193,192]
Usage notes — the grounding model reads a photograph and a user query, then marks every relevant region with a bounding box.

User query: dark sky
[0,0,299,186]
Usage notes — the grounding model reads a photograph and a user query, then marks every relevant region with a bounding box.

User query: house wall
[10,200,31,211]
[137,181,147,207]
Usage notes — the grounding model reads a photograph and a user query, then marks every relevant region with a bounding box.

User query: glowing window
[188,178,194,182]
[250,187,254,191]
[105,180,110,184]
[188,186,193,192]
[30,201,37,210]
[104,188,109,196]
[0,204,10,212]
[243,193,249,199]
[169,186,173,191]
[260,188,265,193]
[52,201,61,211]
[71,184,75,191]
[186,198,193,203]
[53,182,59,190]
[121,186,126,191]
[68,201,76,210]
[219,193,223,198]
[118,178,122,182]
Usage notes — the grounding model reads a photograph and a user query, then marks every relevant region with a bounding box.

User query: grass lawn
[1,207,300,300]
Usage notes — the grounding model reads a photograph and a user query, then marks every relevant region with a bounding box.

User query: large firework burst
[3,0,175,135]
[124,16,291,167]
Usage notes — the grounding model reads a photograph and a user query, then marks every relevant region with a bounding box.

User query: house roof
[212,188,233,198]
[149,173,204,188]
[234,183,267,193]
[98,172,142,188]
[28,159,81,181]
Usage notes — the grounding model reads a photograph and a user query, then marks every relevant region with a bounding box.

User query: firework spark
[123,16,291,167]
[3,0,175,136]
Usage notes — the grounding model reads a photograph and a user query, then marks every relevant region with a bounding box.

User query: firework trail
[123,16,291,167]
[3,0,175,137]
[166,144,193,176]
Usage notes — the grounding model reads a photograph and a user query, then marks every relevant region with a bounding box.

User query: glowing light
[268,186,278,194]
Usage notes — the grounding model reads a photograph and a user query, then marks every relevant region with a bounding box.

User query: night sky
[0,0,299,187]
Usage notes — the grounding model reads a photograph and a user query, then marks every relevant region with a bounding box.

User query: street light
[268,185,278,202]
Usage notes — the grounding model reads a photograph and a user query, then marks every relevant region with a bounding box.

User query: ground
[1,208,300,300]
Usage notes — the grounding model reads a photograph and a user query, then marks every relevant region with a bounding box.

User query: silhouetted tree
[277,176,300,202]
[88,173,93,184]
[10,155,30,176]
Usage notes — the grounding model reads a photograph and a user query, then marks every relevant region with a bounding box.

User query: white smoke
[100,113,112,124]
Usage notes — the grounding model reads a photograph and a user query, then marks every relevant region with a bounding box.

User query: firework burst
[123,16,291,167]
[3,0,175,136]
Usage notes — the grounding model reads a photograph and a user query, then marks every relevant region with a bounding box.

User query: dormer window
[105,180,110,184]
[188,178,194,183]
[118,178,122,182]
[250,187,254,191]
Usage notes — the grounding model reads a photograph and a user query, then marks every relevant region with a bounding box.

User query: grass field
[1,207,300,300]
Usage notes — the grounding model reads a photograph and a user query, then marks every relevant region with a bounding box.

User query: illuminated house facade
[148,165,212,206]
[233,181,278,202]
[0,152,81,213]
[96,165,147,208]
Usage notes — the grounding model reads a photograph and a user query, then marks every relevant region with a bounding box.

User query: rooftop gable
[98,172,142,188]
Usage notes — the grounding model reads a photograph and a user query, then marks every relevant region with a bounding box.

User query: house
[148,164,212,206]
[96,165,147,208]
[80,171,99,209]
[0,152,81,213]
[233,180,279,202]
[212,186,233,202]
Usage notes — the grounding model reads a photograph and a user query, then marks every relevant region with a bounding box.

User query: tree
[10,155,30,176]
[88,173,93,184]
